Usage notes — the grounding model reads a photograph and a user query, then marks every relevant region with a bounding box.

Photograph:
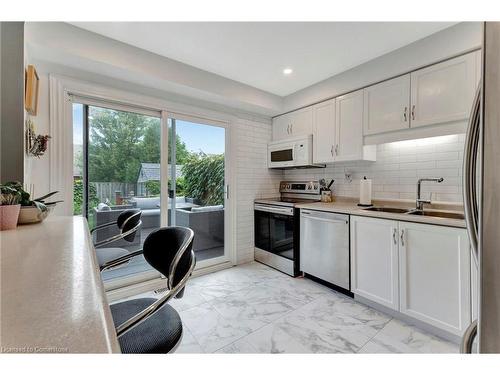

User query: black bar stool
[90,209,142,270]
[105,227,196,353]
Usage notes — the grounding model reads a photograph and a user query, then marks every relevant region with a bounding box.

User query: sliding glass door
[73,103,163,286]
[168,116,228,264]
[72,102,230,290]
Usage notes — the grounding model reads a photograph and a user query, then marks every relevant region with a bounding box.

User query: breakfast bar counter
[0,216,120,353]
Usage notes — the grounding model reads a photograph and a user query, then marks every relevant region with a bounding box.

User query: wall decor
[26,119,50,158]
[25,64,40,115]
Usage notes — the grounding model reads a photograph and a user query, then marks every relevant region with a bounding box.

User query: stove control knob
[287,184,291,189]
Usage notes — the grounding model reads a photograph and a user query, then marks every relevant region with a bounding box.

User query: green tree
[139,124,190,164]
[88,107,190,183]
[88,107,154,183]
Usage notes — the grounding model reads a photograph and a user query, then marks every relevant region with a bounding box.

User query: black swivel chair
[103,227,196,354]
[91,209,142,270]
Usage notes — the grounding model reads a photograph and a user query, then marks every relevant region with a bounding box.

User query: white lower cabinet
[351,216,471,336]
[350,216,399,310]
[399,222,471,336]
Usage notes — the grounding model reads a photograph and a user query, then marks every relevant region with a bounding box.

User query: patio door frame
[167,111,234,269]
[50,75,236,296]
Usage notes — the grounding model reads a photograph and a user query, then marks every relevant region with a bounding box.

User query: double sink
[364,206,465,220]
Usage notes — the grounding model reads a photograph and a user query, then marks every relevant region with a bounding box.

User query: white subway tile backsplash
[234,118,281,265]
[284,134,465,203]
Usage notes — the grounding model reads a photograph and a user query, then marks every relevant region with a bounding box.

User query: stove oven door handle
[254,204,294,216]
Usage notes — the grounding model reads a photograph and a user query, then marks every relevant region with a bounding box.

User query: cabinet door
[363,74,411,135]
[272,114,291,141]
[312,99,336,163]
[335,90,364,161]
[289,107,313,137]
[410,52,477,128]
[399,222,471,336]
[350,216,399,310]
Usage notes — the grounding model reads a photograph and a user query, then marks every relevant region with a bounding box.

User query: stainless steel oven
[254,180,321,276]
[254,204,297,276]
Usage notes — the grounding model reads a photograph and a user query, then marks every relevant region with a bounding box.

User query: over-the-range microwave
[268,135,324,169]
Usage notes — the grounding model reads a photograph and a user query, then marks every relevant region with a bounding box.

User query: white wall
[234,118,282,263]
[282,22,482,113]
[23,72,50,195]
[285,134,465,203]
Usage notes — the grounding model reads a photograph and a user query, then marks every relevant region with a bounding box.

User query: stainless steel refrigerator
[461,22,500,353]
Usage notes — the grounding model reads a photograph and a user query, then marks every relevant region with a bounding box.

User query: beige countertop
[0,216,120,353]
[294,198,466,228]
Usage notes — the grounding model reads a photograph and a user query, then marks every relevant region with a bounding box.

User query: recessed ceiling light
[283,68,293,75]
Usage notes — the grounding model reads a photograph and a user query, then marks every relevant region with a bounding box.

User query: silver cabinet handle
[287,124,290,134]
[400,229,405,247]
[403,106,408,122]
[463,87,481,264]
[460,320,478,353]
[290,123,293,134]
[411,105,415,120]
[393,228,398,245]
[335,144,339,155]
[331,145,334,156]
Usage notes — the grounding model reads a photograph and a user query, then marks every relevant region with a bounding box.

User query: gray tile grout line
[212,290,332,353]
[354,317,394,354]
[179,323,206,354]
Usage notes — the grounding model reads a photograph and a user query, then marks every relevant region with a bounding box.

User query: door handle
[400,229,405,247]
[393,228,398,245]
[463,87,481,264]
[460,320,478,353]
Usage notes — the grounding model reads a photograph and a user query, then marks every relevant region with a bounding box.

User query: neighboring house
[136,163,183,196]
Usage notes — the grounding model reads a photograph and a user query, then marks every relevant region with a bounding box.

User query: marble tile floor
[114,261,459,354]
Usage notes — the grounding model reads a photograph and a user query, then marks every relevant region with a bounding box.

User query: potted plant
[0,184,21,230]
[2,182,61,224]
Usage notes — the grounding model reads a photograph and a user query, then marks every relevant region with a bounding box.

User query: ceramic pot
[0,204,21,230]
[18,205,52,225]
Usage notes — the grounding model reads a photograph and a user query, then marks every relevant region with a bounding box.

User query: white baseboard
[354,294,462,344]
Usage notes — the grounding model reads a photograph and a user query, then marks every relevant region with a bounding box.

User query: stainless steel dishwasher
[300,209,350,290]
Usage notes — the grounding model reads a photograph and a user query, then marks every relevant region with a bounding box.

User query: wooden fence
[92,182,138,205]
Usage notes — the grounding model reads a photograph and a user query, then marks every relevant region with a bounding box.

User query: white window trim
[49,74,238,270]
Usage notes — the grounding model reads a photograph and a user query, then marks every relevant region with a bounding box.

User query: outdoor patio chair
[91,209,142,270]
[103,227,196,353]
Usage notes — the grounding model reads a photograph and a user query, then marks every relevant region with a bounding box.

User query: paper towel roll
[359,177,372,206]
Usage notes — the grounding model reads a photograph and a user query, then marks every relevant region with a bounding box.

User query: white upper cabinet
[272,114,291,141]
[335,90,376,162]
[410,52,477,128]
[290,107,313,137]
[363,74,411,135]
[351,216,399,310]
[272,107,313,141]
[399,222,471,336]
[312,99,336,163]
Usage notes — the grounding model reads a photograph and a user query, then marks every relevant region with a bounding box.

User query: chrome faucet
[416,178,444,210]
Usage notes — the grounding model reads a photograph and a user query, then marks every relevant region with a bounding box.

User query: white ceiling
[70,22,456,96]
